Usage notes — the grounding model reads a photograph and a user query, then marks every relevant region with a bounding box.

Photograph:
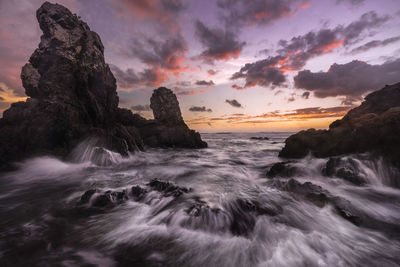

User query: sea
[0,132,399,266]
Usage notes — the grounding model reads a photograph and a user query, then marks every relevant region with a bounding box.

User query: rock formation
[0,2,206,170]
[280,82,400,167]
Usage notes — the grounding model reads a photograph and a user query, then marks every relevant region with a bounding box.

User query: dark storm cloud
[350,36,400,54]
[225,99,242,108]
[294,58,400,103]
[189,106,212,112]
[216,0,309,29]
[110,65,167,89]
[131,104,151,111]
[230,11,390,89]
[194,20,246,63]
[231,57,287,89]
[302,92,310,99]
[129,34,187,71]
[195,80,215,86]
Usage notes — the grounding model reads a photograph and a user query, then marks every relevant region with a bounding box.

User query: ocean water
[0,132,399,267]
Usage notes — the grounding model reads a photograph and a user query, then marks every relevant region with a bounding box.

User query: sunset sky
[1,0,399,132]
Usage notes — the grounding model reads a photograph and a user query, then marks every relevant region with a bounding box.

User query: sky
[0,0,399,132]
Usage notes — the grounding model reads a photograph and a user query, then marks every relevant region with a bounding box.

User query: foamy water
[0,132,399,266]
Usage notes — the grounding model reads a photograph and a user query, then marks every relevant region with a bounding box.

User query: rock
[322,157,367,185]
[77,189,97,205]
[266,161,302,178]
[279,83,400,168]
[0,2,142,169]
[147,179,191,197]
[250,137,269,140]
[150,87,184,126]
[92,190,128,207]
[0,3,206,169]
[131,185,147,200]
[136,87,208,149]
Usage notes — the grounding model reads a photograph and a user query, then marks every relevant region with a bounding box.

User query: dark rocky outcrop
[266,161,303,178]
[0,2,206,170]
[279,83,400,167]
[322,157,367,185]
[121,88,208,149]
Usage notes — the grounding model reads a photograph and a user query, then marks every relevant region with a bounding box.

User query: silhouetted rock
[0,2,142,169]
[279,83,400,168]
[0,2,206,169]
[136,87,208,149]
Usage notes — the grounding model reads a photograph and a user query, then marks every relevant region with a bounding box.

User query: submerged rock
[266,161,302,178]
[322,157,367,185]
[279,83,400,168]
[147,179,192,197]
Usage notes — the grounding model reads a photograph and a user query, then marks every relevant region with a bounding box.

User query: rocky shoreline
[279,82,400,168]
[0,2,206,170]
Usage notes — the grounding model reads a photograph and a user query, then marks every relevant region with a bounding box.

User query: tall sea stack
[0,2,206,170]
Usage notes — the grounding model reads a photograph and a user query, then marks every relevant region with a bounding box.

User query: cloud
[129,34,188,72]
[230,11,390,89]
[225,99,242,108]
[186,105,351,126]
[110,65,168,89]
[230,57,287,89]
[208,69,218,76]
[112,0,186,33]
[216,0,310,29]
[131,104,151,111]
[336,0,365,5]
[176,81,191,87]
[294,58,400,103]
[195,20,245,63]
[195,80,215,86]
[350,36,400,54]
[301,91,310,99]
[189,106,212,112]
[174,87,197,96]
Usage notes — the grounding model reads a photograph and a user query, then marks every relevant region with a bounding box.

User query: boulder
[279,83,400,168]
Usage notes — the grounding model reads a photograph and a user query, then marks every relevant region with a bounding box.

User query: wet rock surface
[266,161,302,178]
[0,3,206,170]
[322,157,367,185]
[279,83,400,168]
[76,179,281,238]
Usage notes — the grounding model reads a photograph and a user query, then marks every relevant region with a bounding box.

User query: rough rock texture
[0,3,206,169]
[125,87,208,149]
[279,82,400,167]
[322,157,367,185]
